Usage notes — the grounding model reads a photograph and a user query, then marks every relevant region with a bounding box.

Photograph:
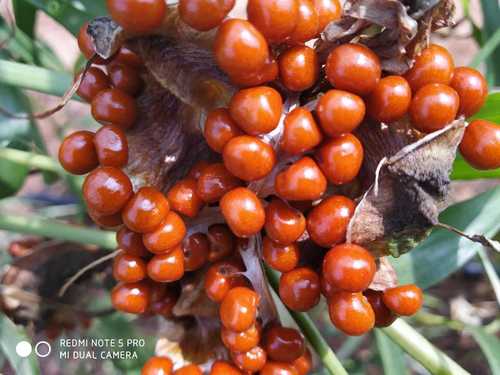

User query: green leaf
[391,187,500,289]
[12,0,37,38]
[466,326,500,375]
[470,28,500,70]
[469,92,500,123]
[374,330,409,375]
[0,18,65,71]
[0,313,40,374]
[478,0,500,85]
[0,85,35,198]
[18,0,107,36]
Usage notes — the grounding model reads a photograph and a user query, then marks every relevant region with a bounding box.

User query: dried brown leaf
[347,118,466,257]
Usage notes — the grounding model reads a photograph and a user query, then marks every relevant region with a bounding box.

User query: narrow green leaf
[470,28,500,69]
[477,248,500,304]
[19,0,106,35]
[0,59,76,99]
[0,313,39,374]
[374,330,409,375]
[466,326,500,375]
[12,0,37,38]
[478,0,500,85]
[391,187,500,289]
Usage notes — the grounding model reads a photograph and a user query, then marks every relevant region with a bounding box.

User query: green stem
[470,27,500,68]
[265,267,348,375]
[0,214,117,249]
[382,319,470,375]
[0,147,64,173]
[0,59,79,100]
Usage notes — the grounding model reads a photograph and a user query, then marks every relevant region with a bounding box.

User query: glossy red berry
[207,224,236,262]
[263,236,300,273]
[229,86,283,135]
[326,43,381,96]
[204,108,242,153]
[210,361,242,375]
[117,227,150,257]
[367,75,412,123]
[364,289,396,327]
[223,136,276,181]
[174,365,202,375]
[111,281,151,314]
[279,267,320,311]
[382,284,423,316]
[78,22,107,63]
[231,346,267,372]
[141,356,173,375]
[281,107,323,155]
[94,125,129,168]
[404,44,454,92]
[108,64,144,96]
[409,83,459,133]
[148,283,180,317]
[107,0,167,34]
[113,252,147,282]
[275,157,327,201]
[91,88,137,129]
[167,178,204,218]
[306,195,355,247]
[316,133,364,185]
[111,46,144,69]
[265,198,306,245]
[316,89,366,136]
[214,19,269,75]
[290,0,319,43]
[147,246,185,282]
[77,67,111,102]
[88,210,124,228]
[196,163,241,203]
[59,131,98,175]
[459,119,500,170]
[314,0,341,32]
[261,362,298,375]
[122,187,170,233]
[83,166,133,215]
[292,348,312,375]
[182,233,209,271]
[204,260,246,303]
[328,291,375,335]
[220,286,259,332]
[221,324,261,352]
[450,67,488,117]
[143,212,187,253]
[179,0,234,31]
[247,0,299,42]
[229,56,279,87]
[264,325,305,362]
[279,46,319,92]
[220,187,265,238]
[322,243,376,292]
[187,160,210,180]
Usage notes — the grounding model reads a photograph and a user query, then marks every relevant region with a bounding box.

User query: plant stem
[381,319,470,375]
[0,147,64,173]
[265,267,348,375]
[0,214,117,250]
[0,59,79,100]
[470,27,500,68]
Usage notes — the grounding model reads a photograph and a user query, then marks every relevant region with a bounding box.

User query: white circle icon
[35,341,51,358]
[15,341,32,358]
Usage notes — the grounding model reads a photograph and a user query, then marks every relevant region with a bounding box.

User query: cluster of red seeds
[57,0,500,374]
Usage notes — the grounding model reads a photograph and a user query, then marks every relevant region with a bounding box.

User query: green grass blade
[374,330,409,375]
[466,326,500,375]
